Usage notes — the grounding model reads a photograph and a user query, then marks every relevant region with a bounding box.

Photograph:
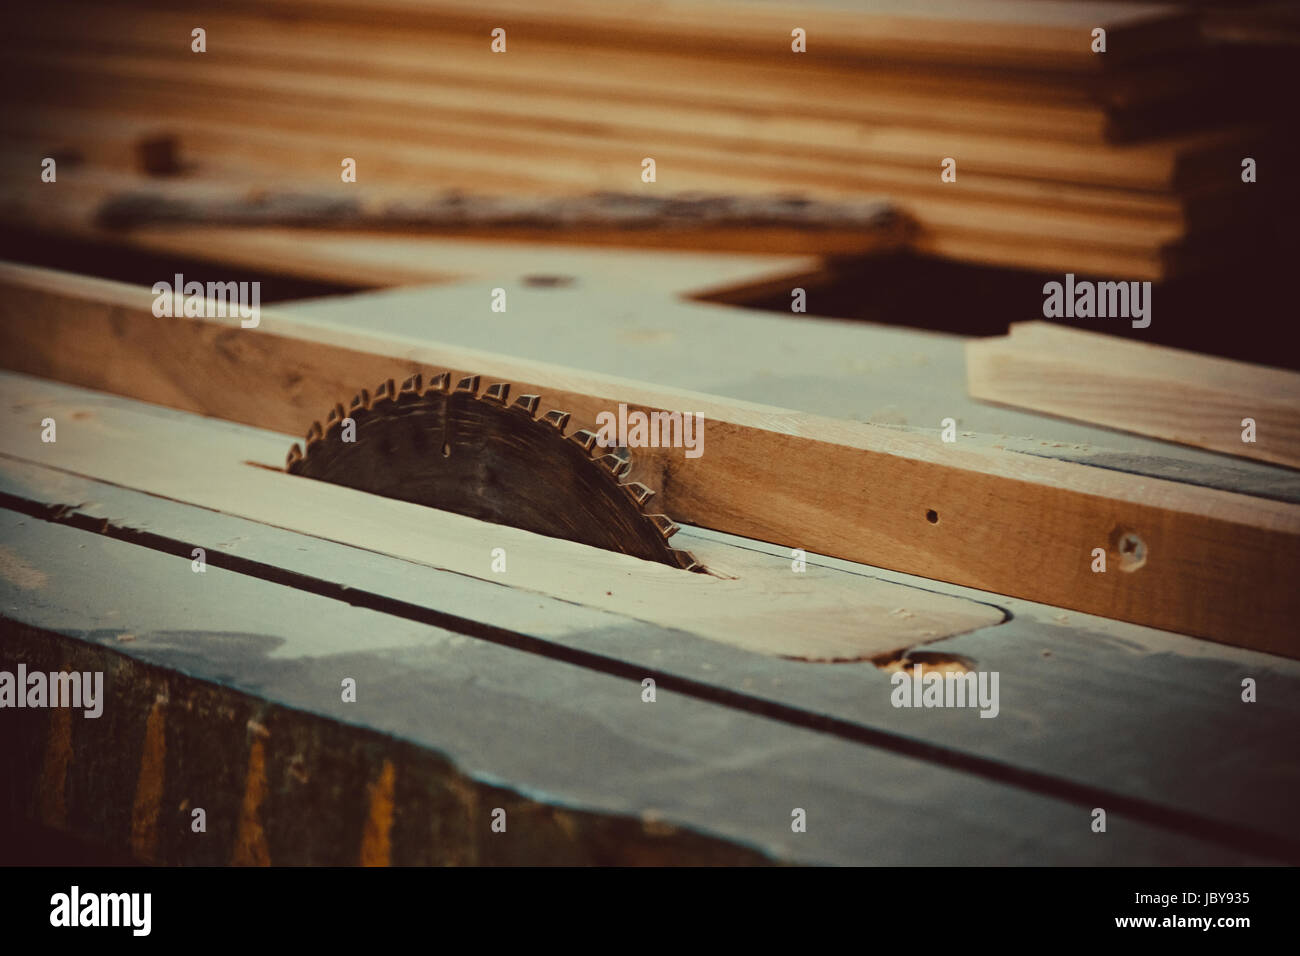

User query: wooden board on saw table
[0,262,1297,655]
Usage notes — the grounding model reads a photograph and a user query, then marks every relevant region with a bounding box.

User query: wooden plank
[5,454,1298,857]
[967,322,1300,470]
[226,0,1201,72]
[1,263,1298,654]
[44,0,1221,113]
[0,149,827,285]
[283,273,1300,504]
[27,2,1237,149]
[0,130,1182,279]
[4,7,1218,210]
[4,50,1225,195]
[0,66,1196,249]
[10,6,1123,144]
[110,229,824,297]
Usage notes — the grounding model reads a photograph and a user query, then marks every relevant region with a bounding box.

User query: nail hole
[926,509,939,524]
[523,274,576,288]
[1115,530,1147,572]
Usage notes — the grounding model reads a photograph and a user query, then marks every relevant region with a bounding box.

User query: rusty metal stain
[359,759,397,867]
[130,693,167,862]
[231,736,271,866]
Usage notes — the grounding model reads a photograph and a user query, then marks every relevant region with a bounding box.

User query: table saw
[1,243,1296,866]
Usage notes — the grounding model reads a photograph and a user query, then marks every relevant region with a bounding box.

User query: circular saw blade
[285,371,701,571]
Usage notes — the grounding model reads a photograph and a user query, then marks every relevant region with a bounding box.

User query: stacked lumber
[0,0,1293,279]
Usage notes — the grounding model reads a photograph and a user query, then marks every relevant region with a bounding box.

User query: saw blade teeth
[289,374,705,573]
[542,409,570,433]
[511,394,540,418]
[668,549,702,572]
[596,453,630,477]
[621,481,655,507]
[569,429,598,454]
[647,513,679,540]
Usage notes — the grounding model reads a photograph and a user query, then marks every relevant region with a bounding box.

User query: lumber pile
[0,0,1294,280]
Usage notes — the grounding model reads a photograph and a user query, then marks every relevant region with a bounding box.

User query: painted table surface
[0,500,1288,865]
[1,379,1296,864]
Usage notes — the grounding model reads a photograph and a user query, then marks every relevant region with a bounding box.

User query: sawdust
[0,546,48,590]
[874,650,975,676]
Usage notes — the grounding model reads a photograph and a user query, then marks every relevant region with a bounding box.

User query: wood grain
[967,322,1300,469]
[227,0,1201,72]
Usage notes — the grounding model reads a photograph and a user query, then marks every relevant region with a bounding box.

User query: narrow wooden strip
[967,322,1300,469]
[221,0,1202,72]
[93,189,904,237]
